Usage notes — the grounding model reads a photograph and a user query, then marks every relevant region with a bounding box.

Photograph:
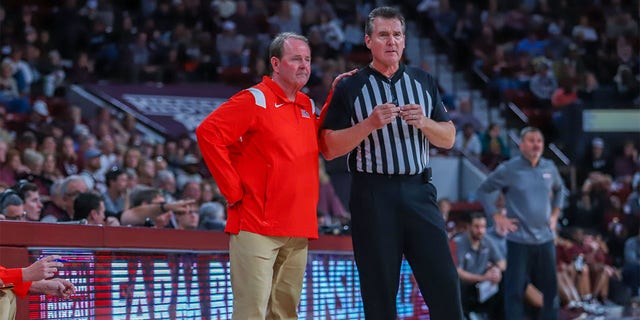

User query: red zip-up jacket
[196,76,319,239]
[0,266,31,298]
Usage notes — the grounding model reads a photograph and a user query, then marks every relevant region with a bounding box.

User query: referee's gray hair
[269,32,309,60]
[365,6,406,36]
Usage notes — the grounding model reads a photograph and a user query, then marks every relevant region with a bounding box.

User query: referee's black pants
[350,173,463,320]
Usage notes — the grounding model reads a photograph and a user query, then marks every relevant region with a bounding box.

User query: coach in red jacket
[196,32,319,319]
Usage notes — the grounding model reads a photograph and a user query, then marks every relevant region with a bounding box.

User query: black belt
[353,167,432,183]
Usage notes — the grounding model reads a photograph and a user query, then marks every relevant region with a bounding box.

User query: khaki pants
[0,289,17,320]
[230,231,308,320]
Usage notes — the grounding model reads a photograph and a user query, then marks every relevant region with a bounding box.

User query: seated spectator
[0,189,26,221]
[40,180,64,220]
[479,123,509,170]
[438,198,458,239]
[453,212,505,320]
[121,147,142,173]
[316,11,345,60]
[124,168,138,190]
[103,167,128,215]
[577,172,613,230]
[624,183,640,237]
[200,179,224,206]
[450,97,483,133]
[126,32,160,83]
[581,230,620,304]
[577,137,612,186]
[0,61,30,114]
[528,59,557,109]
[41,50,66,97]
[19,149,52,196]
[454,123,481,159]
[57,136,79,176]
[73,191,118,225]
[67,51,95,85]
[622,226,640,298]
[0,255,75,318]
[174,203,199,230]
[556,232,594,305]
[179,180,202,202]
[613,140,639,183]
[41,153,63,186]
[136,157,156,187]
[571,15,599,55]
[13,181,42,222]
[515,30,547,59]
[154,169,177,203]
[216,21,249,73]
[175,154,202,190]
[198,202,226,231]
[40,175,88,223]
[0,148,29,187]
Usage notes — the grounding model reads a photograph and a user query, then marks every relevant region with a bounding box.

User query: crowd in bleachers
[429,0,639,156]
[418,1,640,317]
[0,0,639,318]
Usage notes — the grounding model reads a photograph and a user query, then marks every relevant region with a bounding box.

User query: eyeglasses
[5,211,27,221]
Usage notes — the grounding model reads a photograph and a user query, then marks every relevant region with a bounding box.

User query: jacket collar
[262,76,304,105]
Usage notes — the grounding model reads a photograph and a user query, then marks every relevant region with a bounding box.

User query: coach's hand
[493,212,518,233]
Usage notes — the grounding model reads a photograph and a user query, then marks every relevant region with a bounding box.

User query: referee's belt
[354,168,432,183]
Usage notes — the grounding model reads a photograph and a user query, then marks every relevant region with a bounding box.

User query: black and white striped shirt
[322,64,450,175]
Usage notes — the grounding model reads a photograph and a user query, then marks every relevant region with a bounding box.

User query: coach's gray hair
[519,126,543,140]
[268,32,309,60]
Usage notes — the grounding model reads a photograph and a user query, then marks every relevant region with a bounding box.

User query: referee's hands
[368,103,400,129]
[399,104,426,128]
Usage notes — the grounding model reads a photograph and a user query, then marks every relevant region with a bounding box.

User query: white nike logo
[275,103,285,108]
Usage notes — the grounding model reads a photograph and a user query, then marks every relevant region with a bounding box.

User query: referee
[320,6,463,320]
